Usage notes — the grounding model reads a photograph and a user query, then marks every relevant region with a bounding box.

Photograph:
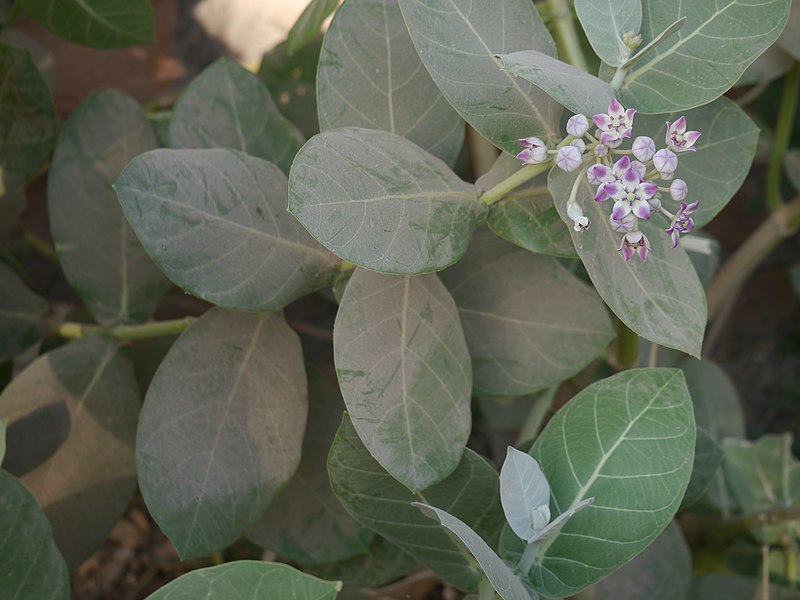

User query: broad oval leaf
[289,127,485,275]
[497,51,615,118]
[115,148,339,312]
[633,97,758,228]
[144,561,341,600]
[169,59,305,175]
[19,0,154,48]
[575,0,643,67]
[0,261,48,363]
[328,414,505,591]
[619,0,792,113]
[248,368,374,564]
[137,309,308,559]
[0,42,57,191]
[398,0,560,153]
[500,447,551,543]
[527,368,696,597]
[334,268,472,491]
[681,427,723,509]
[288,0,339,55]
[0,470,69,600]
[49,90,170,325]
[318,0,464,166]
[440,230,614,396]
[0,336,140,570]
[549,166,707,357]
[479,153,576,259]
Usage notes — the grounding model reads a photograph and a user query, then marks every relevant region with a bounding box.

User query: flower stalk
[765,62,799,213]
[480,160,554,206]
[55,317,197,341]
[546,0,589,71]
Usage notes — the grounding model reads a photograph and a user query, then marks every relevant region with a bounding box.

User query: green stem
[616,321,639,370]
[518,542,539,575]
[57,317,196,341]
[25,230,59,261]
[478,578,497,600]
[480,160,553,206]
[339,260,357,272]
[546,0,588,71]
[766,62,800,212]
[2,1,21,30]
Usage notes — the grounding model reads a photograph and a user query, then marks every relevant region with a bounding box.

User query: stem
[610,67,628,91]
[339,260,357,272]
[616,321,639,369]
[467,126,500,179]
[25,230,58,261]
[2,1,21,30]
[478,578,497,600]
[56,317,196,341]
[517,385,558,446]
[765,62,800,212]
[647,342,658,368]
[547,0,588,71]
[706,196,800,320]
[480,160,553,206]
[762,534,770,600]
[518,542,539,575]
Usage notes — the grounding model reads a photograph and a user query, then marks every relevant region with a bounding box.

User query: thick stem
[518,542,539,574]
[610,67,628,90]
[25,230,58,262]
[467,126,500,179]
[615,321,639,370]
[766,62,800,212]
[480,160,553,206]
[547,0,588,71]
[706,196,800,320]
[56,317,196,341]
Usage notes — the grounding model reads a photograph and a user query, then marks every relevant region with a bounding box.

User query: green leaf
[439,230,613,396]
[328,414,505,592]
[49,90,170,325]
[115,148,339,312]
[415,503,536,600]
[688,574,800,600]
[289,127,485,275]
[633,97,758,228]
[681,427,723,509]
[318,0,463,166]
[0,187,26,259]
[549,167,707,357]
[397,0,561,153]
[19,0,154,48]
[497,51,615,117]
[526,368,696,597]
[169,59,305,175]
[479,154,576,259]
[0,336,140,570]
[500,447,551,543]
[0,470,69,599]
[248,368,374,564]
[137,309,308,559]
[288,0,339,55]
[618,0,792,113]
[575,0,643,67]
[144,561,341,600]
[334,268,472,492]
[0,261,48,363]
[0,42,57,191]
[575,521,691,600]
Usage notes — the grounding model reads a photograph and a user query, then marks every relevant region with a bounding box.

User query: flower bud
[594,143,608,157]
[669,178,688,201]
[566,114,589,137]
[632,136,656,162]
[556,145,582,172]
[570,138,586,154]
[653,148,678,176]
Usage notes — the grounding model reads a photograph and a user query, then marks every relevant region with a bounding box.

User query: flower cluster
[516,99,701,262]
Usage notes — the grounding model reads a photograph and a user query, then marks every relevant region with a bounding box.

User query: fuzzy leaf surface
[575,0,643,67]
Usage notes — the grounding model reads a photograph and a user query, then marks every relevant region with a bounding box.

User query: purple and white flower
[556,145,583,172]
[609,212,637,233]
[590,156,646,202]
[608,168,659,220]
[670,179,688,201]
[618,231,651,261]
[592,98,636,148]
[632,136,656,162]
[517,136,548,164]
[665,116,701,153]
[567,114,589,137]
[653,148,678,178]
[665,201,699,247]
[567,202,590,231]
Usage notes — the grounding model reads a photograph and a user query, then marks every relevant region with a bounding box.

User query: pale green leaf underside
[500,447,550,543]
[548,167,706,357]
[136,309,308,559]
[115,148,339,312]
[288,0,339,54]
[334,269,472,492]
[528,368,696,597]
[0,336,140,570]
[289,127,485,274]
[0,262,49,363]
[328,414,505,592]
[497,50,615,117]
[620,0,792,113]
[19,0,153,48]
[0,470,69,600]
[144,561,340,599]
[397,0,561,152]
[575,0,643,67]
[318,0,464,166]
[49,90,170,326]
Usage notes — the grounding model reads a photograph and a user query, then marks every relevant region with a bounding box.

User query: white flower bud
[566,114,589,137]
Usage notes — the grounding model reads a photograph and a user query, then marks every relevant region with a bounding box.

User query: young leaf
[439,231,614,396]
[144,561,341,600]
[0,470,69,600]
[414,503,537,600]
[500,448,551,543]
[0,261,49,363]
[136,309,308,559]
[318,0,464,166]
[681,427,723,510]
[328,414,505,591]
[527,368,696,597]
[169,59,305,175]
[115,148,339,312]
[549,167,707,357]
[397,0,561,153]
[0,336,140,570]
[248,368,374,564]
[48,90,170,325]
[334,269,472,492]
[575,0,643,67]
[288,0,339,55]
[619,0,792,112]
[496,51,615,117]
[289,127,485,274]
[0,42,57,191]
[633,97,758,228]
